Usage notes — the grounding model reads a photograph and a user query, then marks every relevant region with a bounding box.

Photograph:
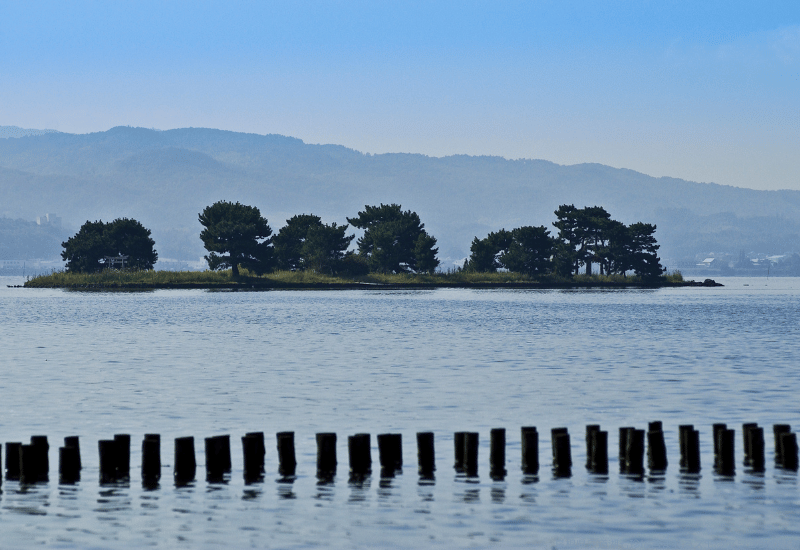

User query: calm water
[0,276,798,548]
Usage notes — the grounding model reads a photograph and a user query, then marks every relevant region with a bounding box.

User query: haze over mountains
[1,126,799,267]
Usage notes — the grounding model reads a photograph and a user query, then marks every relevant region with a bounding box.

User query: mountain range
[1,125,799,266]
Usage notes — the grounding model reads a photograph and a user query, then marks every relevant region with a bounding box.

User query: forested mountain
[1,126,798,264]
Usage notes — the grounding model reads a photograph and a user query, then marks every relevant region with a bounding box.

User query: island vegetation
[26,201,703,289]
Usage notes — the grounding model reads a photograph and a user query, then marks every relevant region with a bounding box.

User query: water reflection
[276,476,296,500]
[95,483,132,517]
[490,485,505,504]
[314,479,335,502]
[348,475,371,503]
[678,472,701,495]
[7,481,50,516]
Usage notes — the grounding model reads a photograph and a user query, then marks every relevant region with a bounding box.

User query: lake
[0,276,798,548]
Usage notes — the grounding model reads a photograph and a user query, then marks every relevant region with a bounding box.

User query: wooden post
[717,429,735,475]
[585,425,600,469]
[552,432,571,477]
[19,444,39,484]
[416,432,435,477]
[316,432,337,479]
[114,434,130,478]
[625,429,645,476]
[749,427,765,472]
[277,432,297,477]
[98,440,119,483]
[30,435,49,482]
[245,432,266,474]
[619,427,634,473]
[377,433,402,475]
[742,423,758,466]
[174,436,196,484]
[348,433,371,478]
[463,432,479,477]
[453,432,467,471]
[684,429,701,473]
[647,425,668,471]
[141,434,161,484]
[773,424,791,464]
[242,433,264,483]
[205,436,229,482]
[490,428,506,480]
[6,442,21,480]
[678,425,694,468]
[780,432,799,470]
[590,430,608,474]
[520,427,539,475]
[712,423,727,468]
[64,436,81,471]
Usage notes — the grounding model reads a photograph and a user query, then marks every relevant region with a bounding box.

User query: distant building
[36,213,62,227]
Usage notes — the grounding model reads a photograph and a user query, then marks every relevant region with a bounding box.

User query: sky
[1,1,799,191]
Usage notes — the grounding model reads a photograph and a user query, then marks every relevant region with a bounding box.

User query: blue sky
[1,1,798,190]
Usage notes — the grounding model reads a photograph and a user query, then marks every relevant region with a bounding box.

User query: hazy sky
[2,1,798,191]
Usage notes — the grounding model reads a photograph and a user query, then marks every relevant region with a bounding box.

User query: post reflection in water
[315,477,335,502]
[678,472,701,496]
[276,476,296,500]
[96,483,132,516]
[348,474,371,503]
[490,484,505,504]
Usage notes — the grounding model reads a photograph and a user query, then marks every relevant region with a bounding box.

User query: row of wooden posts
[2,422,798,486]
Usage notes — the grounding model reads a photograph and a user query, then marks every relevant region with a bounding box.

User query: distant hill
[0,126,60,139]
[1,126,799,265]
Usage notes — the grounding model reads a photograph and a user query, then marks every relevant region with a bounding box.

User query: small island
[23,202,720,290]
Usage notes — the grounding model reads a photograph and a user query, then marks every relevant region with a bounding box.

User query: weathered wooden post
[590,430,608,474]
[30,435,49,482]
[242,433,264,483]
[114,434,130,478]
[585,425,600,469]
[463,432,479,477]
[453,432,467,472]
[552,428,571,477]
[205,435,231,482]
[98,440,118,483]
[277,432,297,477]
[749,427,765,472]
[64,436,81,471]
[684,429,701,473]
[717,429,735,475]
[619,427,634,473]
[377,433,402,475]
[773,424,791,464]
[490,428,506,480]
[174,436,196,484]
[625,429,645,476]
[416,432,435,477]
[742,423,758,466]
[316,432,337,479]
[712,423,727,468]
[647,423,668,471]
[780,432,798,470]
[520,427,539,475]
[141,434,161,484]
[348,433,371,478]
[244,432,266,475]
[6,442,21,480]
[19,444,39,484]
[678,425,694,468]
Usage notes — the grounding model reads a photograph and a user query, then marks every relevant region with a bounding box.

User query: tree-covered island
[25,202,714,289]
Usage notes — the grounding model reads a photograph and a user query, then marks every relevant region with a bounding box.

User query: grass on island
[24,267,685,289]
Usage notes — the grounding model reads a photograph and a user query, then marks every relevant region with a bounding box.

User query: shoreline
[18,279,720,291]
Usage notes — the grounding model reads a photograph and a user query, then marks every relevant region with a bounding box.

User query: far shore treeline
[57,201,666,281]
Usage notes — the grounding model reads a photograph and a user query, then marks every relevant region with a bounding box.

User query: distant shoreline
[20,271,719,291]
